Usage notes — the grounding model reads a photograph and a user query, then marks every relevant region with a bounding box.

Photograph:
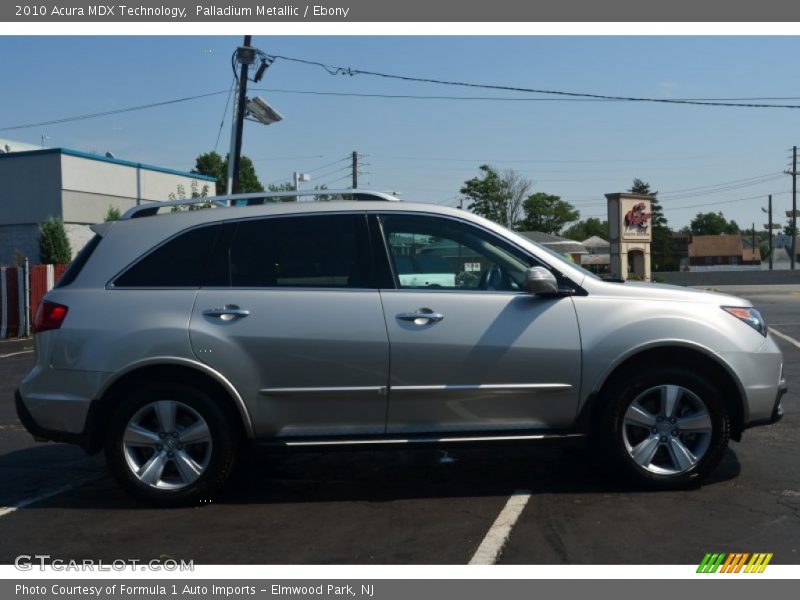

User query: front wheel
[597,367,730,489]
[105,382,238,506]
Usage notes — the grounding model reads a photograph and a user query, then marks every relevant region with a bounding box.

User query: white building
[0,146,216,265]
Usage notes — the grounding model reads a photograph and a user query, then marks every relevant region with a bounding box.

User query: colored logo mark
[697,553,773,573]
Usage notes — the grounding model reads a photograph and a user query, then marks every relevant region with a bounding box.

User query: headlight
[721,306,768,337]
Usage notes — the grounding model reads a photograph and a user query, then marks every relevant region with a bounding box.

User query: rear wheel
[598,367,730,489]
[105,382,238,506]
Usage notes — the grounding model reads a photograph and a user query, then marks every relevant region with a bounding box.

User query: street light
[245,96,283,125]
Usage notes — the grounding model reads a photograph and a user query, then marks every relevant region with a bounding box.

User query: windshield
[501,229,600,281]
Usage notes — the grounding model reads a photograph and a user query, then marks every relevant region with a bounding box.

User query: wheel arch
[83,358,254,454]
[578,343,747,441]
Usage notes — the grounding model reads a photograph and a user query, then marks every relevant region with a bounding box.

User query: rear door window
[206,213,373,288]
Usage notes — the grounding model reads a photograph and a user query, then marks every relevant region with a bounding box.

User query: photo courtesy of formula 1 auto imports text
[0,0,799,598]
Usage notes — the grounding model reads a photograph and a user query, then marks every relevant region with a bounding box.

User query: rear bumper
[15,388,89,448]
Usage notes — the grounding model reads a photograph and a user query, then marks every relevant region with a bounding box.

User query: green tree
[268,181,297,203]
[519,192,579,234]
[628,178,678,271]
[561,217,609,241]
[690,212,741,236]
[38,216,72,264]
[460,165,529,229]
[169,180,211,211]
[104,206,121,222]
[193,151,264,195]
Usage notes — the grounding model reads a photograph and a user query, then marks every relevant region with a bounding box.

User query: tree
[562,217,609,241]
[628,178,678,271]
[169,180,211,211]
[690,212,741,236]
[193,151,264,195]
[519,192,579,234]
[460,165,530,229]
[38,216,72,264]
[268,181,297,203]
[104,206,121,222]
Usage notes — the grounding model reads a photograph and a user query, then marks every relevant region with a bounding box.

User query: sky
[1,35,799,230]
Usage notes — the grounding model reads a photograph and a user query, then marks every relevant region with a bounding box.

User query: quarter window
[113,224,221,288]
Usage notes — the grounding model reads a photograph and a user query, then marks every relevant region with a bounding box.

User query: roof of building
[743,247,762,262]
[0,147,216,182]
[518,231,588,255]
[688,234,743,258]
[582,235,609,247]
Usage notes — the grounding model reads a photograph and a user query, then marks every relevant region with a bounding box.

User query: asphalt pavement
[0,289,797,565]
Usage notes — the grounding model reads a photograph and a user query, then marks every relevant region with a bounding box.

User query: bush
[38,216,72,264]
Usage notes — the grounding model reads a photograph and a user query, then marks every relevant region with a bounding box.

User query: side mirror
[525,267,558,295]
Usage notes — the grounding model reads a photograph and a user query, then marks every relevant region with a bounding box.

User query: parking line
[770,328,800,349]
[469,490,531,565]
[0,350,33,359]
[0,475,104,519]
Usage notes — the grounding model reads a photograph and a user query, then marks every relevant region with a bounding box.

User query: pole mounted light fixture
[245,96,283,125]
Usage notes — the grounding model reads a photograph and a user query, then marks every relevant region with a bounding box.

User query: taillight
[33,301,69,333]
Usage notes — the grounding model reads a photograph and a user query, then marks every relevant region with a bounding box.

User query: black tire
[595,366,730,489]
[104,381,238,507]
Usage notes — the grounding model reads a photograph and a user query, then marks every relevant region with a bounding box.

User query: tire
[596,366,730,489]
[104,381,238,507]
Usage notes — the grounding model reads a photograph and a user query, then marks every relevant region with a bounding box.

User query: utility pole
[751,222,756,266]
[792,146,797,270]
[768,194,773,271]
[226,35,254,197]
[352,151,358,189]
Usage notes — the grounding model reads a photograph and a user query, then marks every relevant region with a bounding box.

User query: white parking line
[0,475,104,518]
[770,327,800,349]
[0,350,33,359]
[469,490,531,565]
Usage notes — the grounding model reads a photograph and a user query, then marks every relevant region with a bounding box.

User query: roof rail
[121,189,401,220]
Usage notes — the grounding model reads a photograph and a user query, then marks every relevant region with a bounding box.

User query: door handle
[397,308,444,325]
[202,305,250,320]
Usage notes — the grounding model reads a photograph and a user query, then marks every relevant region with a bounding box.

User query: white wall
[60,154,216,223]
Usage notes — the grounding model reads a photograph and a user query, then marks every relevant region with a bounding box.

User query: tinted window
[380,214,535,291]
[207,214,370,288]
[114,224,221,287]
[56,234,102,288]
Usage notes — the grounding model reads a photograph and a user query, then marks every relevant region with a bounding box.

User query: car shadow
[0,441,741,509]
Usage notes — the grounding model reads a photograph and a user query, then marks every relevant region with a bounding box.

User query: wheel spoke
[179,421,211,445]
[677,410,712,433]
[631,435,661,467]
[668,437,697,471]
[661,385,682,418]
[154,400,177,433]
[173,450,203,484]
[625,402,657,428]
[138,452,167,486]
[124,423,160,446]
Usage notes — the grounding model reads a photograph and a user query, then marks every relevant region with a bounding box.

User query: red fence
[0,264,68,339]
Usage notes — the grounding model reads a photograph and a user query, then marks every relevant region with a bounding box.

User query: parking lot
[0,286,798,565]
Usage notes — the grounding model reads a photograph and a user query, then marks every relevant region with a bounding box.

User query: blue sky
[1,35,799,230]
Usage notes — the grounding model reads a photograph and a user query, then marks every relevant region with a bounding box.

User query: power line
[0,90,229,132]
[213,77,237,152]
[659,172,784,196]
[267,54,800,110]
[254,86,800,105]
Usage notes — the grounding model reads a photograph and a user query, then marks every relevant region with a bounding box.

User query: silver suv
[16,191,787,505]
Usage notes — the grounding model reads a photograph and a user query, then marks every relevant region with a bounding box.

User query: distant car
[16,190,786,505]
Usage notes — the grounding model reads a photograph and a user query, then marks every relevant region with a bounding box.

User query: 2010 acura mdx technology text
[16,191,787,505]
